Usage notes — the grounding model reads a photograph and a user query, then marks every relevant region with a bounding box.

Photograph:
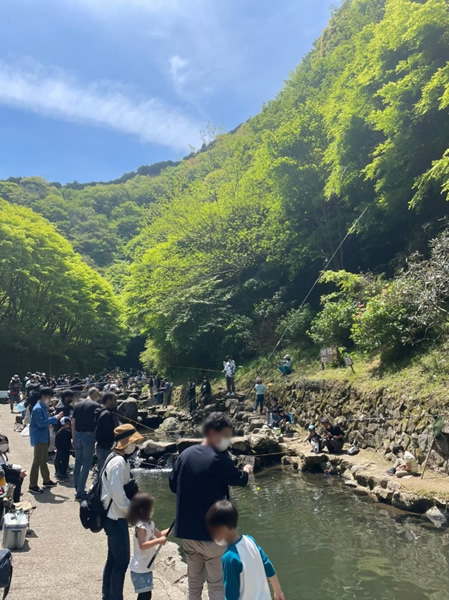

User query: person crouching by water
[321,417,345,454]
[205,500,285,600]
[303,424,323,454]
[388,445,419,477]
[101,424,144,600]
[169,412,253,600]
[128,493,169,600]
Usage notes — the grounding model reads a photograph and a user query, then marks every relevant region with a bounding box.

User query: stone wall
[275,378,449,473]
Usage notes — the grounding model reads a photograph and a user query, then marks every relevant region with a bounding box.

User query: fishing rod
[166,365,223,373]
[147,520,175,569]
[233,207,369,421]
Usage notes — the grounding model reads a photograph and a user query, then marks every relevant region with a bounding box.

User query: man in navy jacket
[169,412,252,600]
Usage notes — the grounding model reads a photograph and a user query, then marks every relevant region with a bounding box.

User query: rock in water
[159,417,182,432]
[141,440,177,456]
[425,506,447,527]
[117,398,139,423]
[176,438,201,453]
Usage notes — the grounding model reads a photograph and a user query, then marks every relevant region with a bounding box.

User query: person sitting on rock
[267,398,281,427]
[389,445,419,477]
[278,355,292,375]
[321,417,344,454]
[303,424,323,454]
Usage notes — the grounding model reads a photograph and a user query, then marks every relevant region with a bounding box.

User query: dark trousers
[189,397,196,414]
[325,438,344,454]
[226,376,235,394]
[138,593,152,600]
[254,394,264,414]
[55,448,70,478]
[103,518,130,600]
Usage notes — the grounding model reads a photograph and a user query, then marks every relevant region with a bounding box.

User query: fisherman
[95,392,120,475]
[72,387,101,500]
[321,417,344,454]
[253,377,267,414]
[187,379,196,414]
[169,412,253,600]
[200,376,212,408]
[278,355,292,375]
[389,445,419,477]
[101,424,144,600]
[223,355,236,396]
[303,424,323,453]
[8,375,21,413]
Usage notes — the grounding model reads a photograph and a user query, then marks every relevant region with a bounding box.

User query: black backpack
[0,549,12,599]
[79,454,114,533]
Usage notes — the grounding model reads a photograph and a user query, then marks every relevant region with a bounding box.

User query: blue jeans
[73,431,95,496]
[254,394,264,414]
[103,518,130,600]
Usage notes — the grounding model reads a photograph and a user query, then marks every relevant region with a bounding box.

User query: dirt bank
[284,439,449,514]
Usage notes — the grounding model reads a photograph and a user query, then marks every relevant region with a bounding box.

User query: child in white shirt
[128,493,168,600]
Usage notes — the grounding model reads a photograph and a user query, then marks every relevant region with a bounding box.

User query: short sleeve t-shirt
[72,399,98,432]
[404,451,419,474]
[254,384,267,395]
[130,521,156,573]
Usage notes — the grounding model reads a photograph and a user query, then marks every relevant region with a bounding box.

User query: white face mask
[124,443,137,455]
[215,539,228,547]
[0,445,9,454]
[397,452,404,459]
[215,437,231,453]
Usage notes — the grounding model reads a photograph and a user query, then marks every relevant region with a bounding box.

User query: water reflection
[134,467,449,600]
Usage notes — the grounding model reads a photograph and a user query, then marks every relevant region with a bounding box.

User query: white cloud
[169,55,189,86]
[0,60,202,151]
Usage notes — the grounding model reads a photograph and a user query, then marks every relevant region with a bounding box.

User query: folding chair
[13,416,24,433]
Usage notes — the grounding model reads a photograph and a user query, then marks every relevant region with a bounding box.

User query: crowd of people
[3,370,286,600]
[2,360,419,600]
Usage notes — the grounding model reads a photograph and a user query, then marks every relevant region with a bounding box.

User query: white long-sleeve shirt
[101,454,131,520]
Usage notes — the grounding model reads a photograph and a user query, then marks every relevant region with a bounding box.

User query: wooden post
[420,437,435,480]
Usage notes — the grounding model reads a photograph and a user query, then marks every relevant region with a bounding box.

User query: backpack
[0,549,13,599]
[79,454,114,533]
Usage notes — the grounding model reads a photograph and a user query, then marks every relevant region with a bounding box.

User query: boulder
[117,398,139,422]
[231,436,251,454]
[392,491,433,513]
[248,432,281,455]
[141,440,177,457]
[177,438,201,453]
[248,418,266,432]
[160,417,182,432]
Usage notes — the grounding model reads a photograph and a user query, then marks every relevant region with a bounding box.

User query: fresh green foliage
[0,199,126,375]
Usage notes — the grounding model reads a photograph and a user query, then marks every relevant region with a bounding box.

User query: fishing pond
[135,467,449,600]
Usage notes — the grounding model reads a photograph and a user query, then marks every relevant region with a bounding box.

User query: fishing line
[234,207,369,418]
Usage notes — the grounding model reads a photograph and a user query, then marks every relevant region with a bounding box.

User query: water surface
[135,467,449,600]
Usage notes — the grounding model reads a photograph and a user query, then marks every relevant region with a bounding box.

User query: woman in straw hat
[101,423,144,600]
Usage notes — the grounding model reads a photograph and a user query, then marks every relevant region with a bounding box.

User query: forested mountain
[1,0,448,376]
[0,201,125,377]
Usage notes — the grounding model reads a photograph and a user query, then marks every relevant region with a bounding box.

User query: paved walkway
[0,405,187,600]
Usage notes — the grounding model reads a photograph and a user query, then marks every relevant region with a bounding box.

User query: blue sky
[0,0,339,183]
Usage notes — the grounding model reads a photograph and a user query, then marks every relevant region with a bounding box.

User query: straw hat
[113,424,144,450]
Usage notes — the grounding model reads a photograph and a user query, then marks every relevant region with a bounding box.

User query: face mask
[215,539,228,547]
[397,452,404,458]
[0,445,9,454]
[215,437,231,453]
[124,443,137,456]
